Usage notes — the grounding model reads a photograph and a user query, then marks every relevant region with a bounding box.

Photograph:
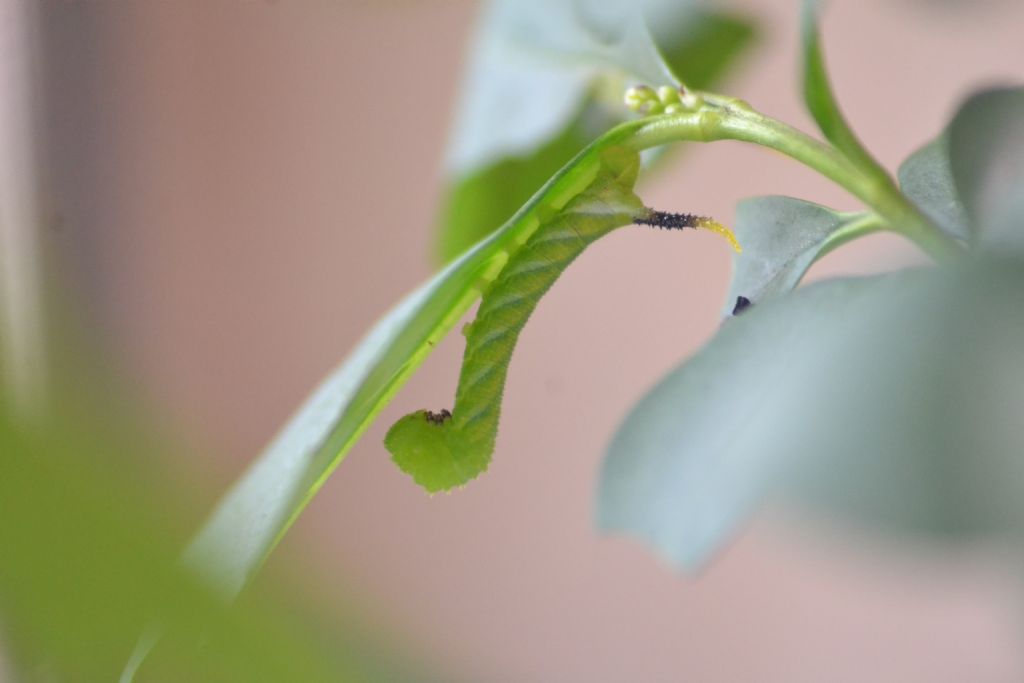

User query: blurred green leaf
[599,274,886,570]
[721,196,877,316]
[598,260,1024,570]
[898,134,971,241]
[0,402,434,682]
[948,87,1024,250]
[437,0,754,263]
[650,9,756,92]
[897,87,1024,248]
[780,258,1024,540]
[438,104,619,270]
[800,0,885,180]
[0,409,192,680]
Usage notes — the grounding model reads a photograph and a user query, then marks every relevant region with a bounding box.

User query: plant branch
[620,95,963,263]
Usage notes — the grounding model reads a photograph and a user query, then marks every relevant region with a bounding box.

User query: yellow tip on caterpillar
[696,217,742,253]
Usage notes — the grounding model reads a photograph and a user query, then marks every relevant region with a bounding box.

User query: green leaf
[437,0,754,262]
[893,87,1024,252]
[437,105,619,266]
[649,8,756,91]
[598,261,1024,570]
[722,195,879,316]
[948,87,1024,250]
[897,134,971,241]
[800,0,886,180]
[0,401,436,682]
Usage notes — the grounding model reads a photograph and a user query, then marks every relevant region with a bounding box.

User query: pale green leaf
[949,87,1024,251]
[722,195,877,316]
[599,261,1024,570]
[897,135,971,241]
[896,87,1024,249]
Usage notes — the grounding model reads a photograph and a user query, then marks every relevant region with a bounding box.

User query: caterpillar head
[385,409,479,493]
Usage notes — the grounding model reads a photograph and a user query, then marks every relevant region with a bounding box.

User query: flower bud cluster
[624,84,705,115]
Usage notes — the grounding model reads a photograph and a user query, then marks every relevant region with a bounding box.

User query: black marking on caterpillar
[634,209,704,231]
[424,409,452,425]
[732,296,752,315]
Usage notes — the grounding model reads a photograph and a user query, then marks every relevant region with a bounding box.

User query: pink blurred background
[38,1,1024,680]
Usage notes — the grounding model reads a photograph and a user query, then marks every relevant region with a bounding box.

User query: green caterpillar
[385,146,737,493]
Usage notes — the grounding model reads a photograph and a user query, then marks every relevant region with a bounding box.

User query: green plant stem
[622,102,963,263]
[817,212,886,259]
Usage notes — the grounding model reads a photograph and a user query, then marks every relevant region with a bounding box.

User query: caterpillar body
[385,147,738,493]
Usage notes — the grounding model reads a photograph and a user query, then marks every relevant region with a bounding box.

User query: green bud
[657,85,682,106]
[624,85,662,114]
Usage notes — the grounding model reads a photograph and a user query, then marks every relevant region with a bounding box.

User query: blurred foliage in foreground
[0,362,446,681]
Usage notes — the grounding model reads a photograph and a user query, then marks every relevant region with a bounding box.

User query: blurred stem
[0,0,46,418]
[623,95,963,263]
